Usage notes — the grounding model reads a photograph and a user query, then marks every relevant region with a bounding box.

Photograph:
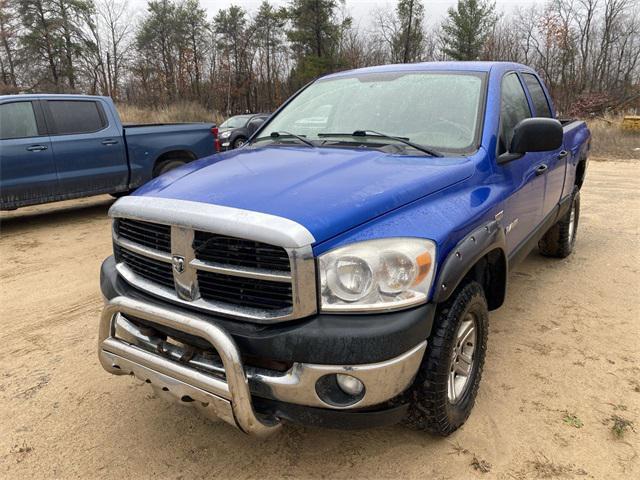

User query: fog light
[336,374,364,396]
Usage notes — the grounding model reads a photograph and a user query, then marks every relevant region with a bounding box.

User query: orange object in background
[621,116,640,130]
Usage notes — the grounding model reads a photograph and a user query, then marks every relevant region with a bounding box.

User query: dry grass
[562,411,584,428]
[606,414,635,439]
[470,456,492,473]
[115,103,639,160]
[116,102,223,124]
[522,453,588,478]
[586,115,640,160]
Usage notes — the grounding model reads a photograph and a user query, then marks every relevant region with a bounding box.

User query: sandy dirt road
[1,160,638,479]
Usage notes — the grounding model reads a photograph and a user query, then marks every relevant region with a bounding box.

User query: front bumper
[99,257,434,435]
[99,296,426,435]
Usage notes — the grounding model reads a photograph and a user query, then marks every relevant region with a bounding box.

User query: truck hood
[134,146,475,244]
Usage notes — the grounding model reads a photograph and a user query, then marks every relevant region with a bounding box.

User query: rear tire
[403,281,489,436]
[538,191,580,258]
[153,158,187,177]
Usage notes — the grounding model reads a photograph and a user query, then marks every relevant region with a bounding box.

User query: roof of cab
[322,61,535,80]
[0,93,111,101]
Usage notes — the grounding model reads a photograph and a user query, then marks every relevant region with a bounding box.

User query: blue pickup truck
[98,62,590,437]
[0,94,218,210]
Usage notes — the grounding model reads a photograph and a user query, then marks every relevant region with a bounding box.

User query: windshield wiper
[253,131,316,148]
[318,130,442,157]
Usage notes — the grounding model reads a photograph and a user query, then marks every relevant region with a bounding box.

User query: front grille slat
[197,271,292,310]
[115,245,174,289]
[198,280,293,300]
[116,219,171,252]
[193,232,290,272]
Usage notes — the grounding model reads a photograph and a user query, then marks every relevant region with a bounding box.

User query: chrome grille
[110,202,317,324]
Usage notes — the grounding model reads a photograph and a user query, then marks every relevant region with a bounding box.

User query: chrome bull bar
[99,296,280,437]
[99,296,427,436]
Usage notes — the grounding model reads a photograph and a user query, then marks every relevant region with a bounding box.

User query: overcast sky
[126,0,546,27]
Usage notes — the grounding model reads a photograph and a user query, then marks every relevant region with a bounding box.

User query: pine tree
[393,0,425,63]
[286,0,349,85]
[214,5,249,113]
[441,0,497,61]
[52,0,93,89]
[0,0,18,88]
[253,1,286,106]
[179,0,209,99]
[136,0,183,101]
[17,0,62,88]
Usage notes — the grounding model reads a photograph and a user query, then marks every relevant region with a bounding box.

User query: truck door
[521,73,566,217]
[0,100,58,208]
[498,73,547,255]
[42,99,128,196]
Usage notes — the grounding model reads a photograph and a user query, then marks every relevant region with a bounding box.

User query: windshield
[220,115,251,129]
[257,71,485,152]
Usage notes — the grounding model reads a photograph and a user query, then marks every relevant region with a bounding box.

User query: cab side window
[0,102,39,140]
[522,73,552,118]
[499,73,531,155]
[47,100,107,135]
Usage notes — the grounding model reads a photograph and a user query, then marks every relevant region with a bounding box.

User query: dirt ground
[1,160,638,479]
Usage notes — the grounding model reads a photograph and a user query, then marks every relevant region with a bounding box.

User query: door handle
[535,164,548,176]
[26,145,48,152]
[558,150,569,159]
[102,139,118,145]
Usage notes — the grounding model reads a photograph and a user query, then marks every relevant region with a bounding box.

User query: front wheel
[232,137,247,149]
[403,281,489,436]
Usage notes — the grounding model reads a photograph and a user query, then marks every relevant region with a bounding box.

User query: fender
[432,219,507,306]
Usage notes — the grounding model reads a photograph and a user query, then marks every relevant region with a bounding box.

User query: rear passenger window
[0,102,39,140]
[522,73,552,118]
[499,74,531,154]
[47,100,107,135]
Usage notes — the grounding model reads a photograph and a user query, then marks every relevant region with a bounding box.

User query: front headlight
[220,131,232,139]
[318,238,436,313]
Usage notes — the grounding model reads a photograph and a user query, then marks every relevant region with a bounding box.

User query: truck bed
[123,123,208,128]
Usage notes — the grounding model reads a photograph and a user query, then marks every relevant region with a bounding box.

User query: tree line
[1,0,638,116]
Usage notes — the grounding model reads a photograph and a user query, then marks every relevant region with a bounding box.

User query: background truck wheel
[538,191,580,258]
[109,191,129,199]
[153,159,187,177]
[233,137,246,149]
[403,281,489,436]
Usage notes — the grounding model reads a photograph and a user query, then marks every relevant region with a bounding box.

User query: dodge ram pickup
[98,62,590,437]
[0,94,218,210]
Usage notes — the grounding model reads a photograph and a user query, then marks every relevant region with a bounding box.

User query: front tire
[232,137,246,149]
[403,281,489,436]
[538,191,580,258]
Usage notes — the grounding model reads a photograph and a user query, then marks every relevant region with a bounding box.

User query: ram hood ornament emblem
[172,255,185,274]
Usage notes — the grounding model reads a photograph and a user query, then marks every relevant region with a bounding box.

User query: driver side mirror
[499,118,563,163]
[247,118,265,135]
